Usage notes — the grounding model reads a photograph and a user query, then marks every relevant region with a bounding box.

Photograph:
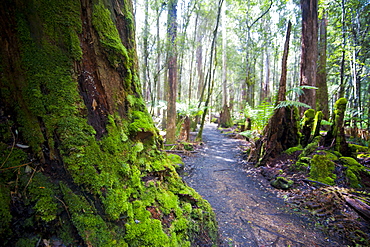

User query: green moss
[312,111,323,137]
[15,236,39,247]
[26,173,59,222]
[270,177,294,189]
[335,98,348,112]
[340,157,366,188]
[92,1,130,69]
[304,108,315,120]
[60,182,123,246]
[129,110,157,134]
[298,136,321,160]
[349,143,369,153]
[309,154,336,185]
[167,153,184,169]
[0,184,12,237]
[284,146,303,155]
[321,151,339,161]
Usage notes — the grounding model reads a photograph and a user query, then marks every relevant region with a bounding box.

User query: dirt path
[182,123,341,247]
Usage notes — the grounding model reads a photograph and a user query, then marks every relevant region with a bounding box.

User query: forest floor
[180,123,345,247]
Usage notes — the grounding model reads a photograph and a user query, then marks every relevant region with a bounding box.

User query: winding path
[182,124,340,246]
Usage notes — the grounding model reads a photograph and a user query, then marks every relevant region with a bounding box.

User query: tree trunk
[338,0,346,99]
[316,17,329,119]
[277,21,292,104]
[142,0,150,101]
[0,0,218,245]
[324,98,349,155]
[166,0,178,144]
[155,3,163,117]
[250,20,299,166]
[219,3,233,128]
[299,0,318,113]
[196,0,224,141]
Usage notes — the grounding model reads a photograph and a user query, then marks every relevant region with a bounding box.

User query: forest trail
[182,123,340,247]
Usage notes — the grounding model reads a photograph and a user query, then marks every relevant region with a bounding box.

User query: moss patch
[309,154,336,185]
[339,157,366,188]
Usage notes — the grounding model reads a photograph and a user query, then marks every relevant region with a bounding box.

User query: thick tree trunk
[0,0,218,245]
[299,0,318,113]
[316,17,329,119]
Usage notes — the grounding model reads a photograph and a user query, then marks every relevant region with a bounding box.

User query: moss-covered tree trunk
[316,17,329,119]
[0,0,218,246]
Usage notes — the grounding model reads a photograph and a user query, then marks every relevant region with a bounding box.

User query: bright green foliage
[244,101,274,132]
[309,154,337,185]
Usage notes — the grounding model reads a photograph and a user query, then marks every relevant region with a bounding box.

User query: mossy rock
[284,146,303,155]
[309,154,336,185]
[340,157,366,188]
[168,153,185,169]
[349,143,369,153]
[270,177,294,189]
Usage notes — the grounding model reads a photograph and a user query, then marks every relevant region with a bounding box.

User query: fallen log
[344,195,370,221]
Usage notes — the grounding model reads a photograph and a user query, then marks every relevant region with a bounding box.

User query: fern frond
[275,100,312,109]
[286,85,318,97]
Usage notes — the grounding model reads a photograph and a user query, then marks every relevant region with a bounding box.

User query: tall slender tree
[166,0,178,144]
[196,0,224,141]
[219,2,233,128]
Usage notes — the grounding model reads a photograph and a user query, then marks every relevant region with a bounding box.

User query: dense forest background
[133,0,369,143]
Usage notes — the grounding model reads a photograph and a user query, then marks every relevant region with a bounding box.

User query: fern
[286,85,318,97]
[275,100,311,110]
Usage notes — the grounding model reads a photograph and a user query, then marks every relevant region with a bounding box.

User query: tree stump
[248,106,300,166]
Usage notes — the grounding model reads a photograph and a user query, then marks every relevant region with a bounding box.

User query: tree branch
[249,0,273,29]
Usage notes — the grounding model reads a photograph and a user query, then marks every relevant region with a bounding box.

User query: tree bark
[277,21,292,104]
[0,0,218,245]
[219,3,233,128]
[299,0,318,113]
[166,0,178,144]
[316,17,329,119]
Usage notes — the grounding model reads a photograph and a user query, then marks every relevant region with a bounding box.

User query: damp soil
[181,123,343,247]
